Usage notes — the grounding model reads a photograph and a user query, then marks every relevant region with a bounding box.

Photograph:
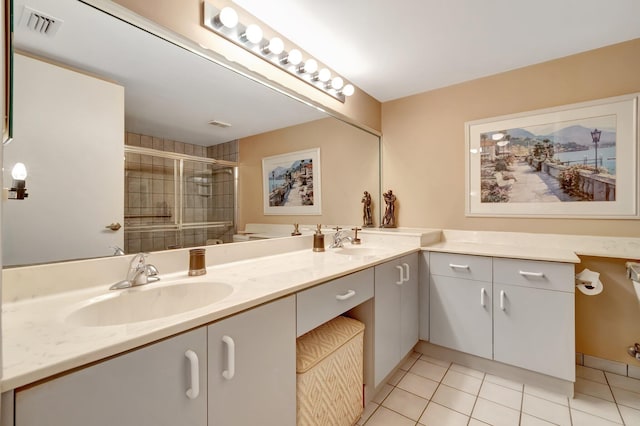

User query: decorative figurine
[361,191,374,227]
[381,190,397,228]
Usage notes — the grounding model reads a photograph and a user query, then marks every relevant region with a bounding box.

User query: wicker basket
[296,316,365,426]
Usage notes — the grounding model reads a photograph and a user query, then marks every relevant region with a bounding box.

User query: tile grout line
[603,371,626,426]
[467,374,484,426]
[365,354,640,426]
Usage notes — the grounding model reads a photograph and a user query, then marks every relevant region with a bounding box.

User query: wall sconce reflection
[8,162,29,200]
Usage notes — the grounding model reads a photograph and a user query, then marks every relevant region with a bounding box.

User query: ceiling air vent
[208,120,232,129]
[20,6,63,37]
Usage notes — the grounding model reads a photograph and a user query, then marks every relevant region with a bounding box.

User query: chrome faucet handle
[146,264,161,283]
[127,253,150,285]
[110,245,125,256]
[109,253,156,290]
[332,228,345,243]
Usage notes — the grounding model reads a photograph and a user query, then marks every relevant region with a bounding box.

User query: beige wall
[111,0,381,132]
[382,38,640,235]
[239,118,379,229]
[382,38,640,365]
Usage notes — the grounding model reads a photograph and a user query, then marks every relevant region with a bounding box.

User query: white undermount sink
[65,281,233,327]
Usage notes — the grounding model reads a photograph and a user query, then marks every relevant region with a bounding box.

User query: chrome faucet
[109,253,160,290]
[329,229,353,248]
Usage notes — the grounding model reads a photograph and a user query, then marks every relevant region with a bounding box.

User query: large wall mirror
[3,0,380,267]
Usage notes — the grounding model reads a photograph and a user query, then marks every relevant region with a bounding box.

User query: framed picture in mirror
[262,148,322,215]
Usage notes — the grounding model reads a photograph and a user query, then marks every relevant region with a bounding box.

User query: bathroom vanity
[0,231,425,426]
[4,228,639,426]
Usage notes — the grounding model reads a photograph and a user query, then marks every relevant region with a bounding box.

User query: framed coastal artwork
[262,148,322,215]
[465,93,639,218]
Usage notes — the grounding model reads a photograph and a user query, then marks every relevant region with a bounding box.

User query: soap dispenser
[313,224,325,252]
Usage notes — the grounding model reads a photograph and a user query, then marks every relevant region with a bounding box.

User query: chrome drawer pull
[449,263,469,269]
[519,270,545,278]
[336,290,356,301]
[480,287,486,307]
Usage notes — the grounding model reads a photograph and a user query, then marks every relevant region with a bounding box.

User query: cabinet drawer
[493,258,574,292]
[296,268,373,337]
[429,252,492,282]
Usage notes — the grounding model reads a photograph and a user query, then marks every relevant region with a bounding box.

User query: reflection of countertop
[1,232,429,392]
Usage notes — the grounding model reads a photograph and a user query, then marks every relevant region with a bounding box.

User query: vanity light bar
[202,2,354,103]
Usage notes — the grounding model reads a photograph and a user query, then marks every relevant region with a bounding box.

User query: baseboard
[415,341,574,398]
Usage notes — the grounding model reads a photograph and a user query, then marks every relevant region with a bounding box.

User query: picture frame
[465,93,639,218]
[262,148,321,215]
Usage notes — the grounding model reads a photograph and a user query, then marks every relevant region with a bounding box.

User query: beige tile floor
[358,352,640,426]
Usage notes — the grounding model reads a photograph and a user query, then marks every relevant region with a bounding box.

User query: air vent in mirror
[208,120,232,128]
[20,6,63,37]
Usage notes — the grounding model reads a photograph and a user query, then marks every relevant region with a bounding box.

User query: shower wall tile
[125,133,236,252]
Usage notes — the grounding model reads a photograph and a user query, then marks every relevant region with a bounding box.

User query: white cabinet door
[208,296,296,426]
[374,253,419,387]
[374,257,402,387]
[15,328,207,426]
[400,253,419,357]
[430,275,493,359]
[493,283,575,381]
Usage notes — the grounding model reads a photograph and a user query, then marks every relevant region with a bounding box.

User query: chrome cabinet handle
[519,270,544,278]
[336,290,356,301]
[500,290,506,311]
[449,263,469,269]
[185,350,200,399]
[480,287,486,307]
[222,335,235,380]
[402,263,410,282]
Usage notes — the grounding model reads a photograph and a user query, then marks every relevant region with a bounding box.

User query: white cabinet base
[415,340,574,398]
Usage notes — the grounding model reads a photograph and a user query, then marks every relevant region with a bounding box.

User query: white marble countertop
[1,240,419,392]
[421,229,640,263]
[424,241,581,263]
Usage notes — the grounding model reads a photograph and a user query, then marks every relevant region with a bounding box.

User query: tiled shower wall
[206,142,237,244]
[124,132,237,253]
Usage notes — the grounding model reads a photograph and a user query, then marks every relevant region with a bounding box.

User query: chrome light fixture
[203,2,354,103]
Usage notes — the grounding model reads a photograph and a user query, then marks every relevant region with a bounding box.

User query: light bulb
[342,84,355,97]
[317,68,331,82]
[299,58,318,74]
[11,162,27,180]
[218,7,238,29]
[287,49,302,65]
[331,76,344,90]
[264,37,284,55]
[242,24,263,44]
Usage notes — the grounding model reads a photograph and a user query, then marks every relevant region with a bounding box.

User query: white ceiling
[12,0,326,146]
[233,0,640,102]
